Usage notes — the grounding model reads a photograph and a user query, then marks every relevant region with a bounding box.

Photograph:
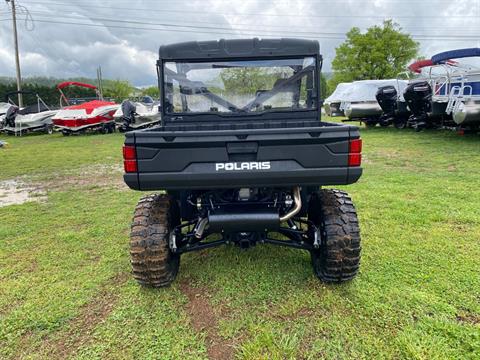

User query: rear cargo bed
[124,122,362,190]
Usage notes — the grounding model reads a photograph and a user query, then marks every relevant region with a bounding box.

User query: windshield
[163,57,317,115]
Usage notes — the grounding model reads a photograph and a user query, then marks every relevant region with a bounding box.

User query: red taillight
[349,138,362,153]
[348,138,362,167]
[124,160,138,173]
[123,145,136,160]
[123,145,137,173]
[348,153,362,167]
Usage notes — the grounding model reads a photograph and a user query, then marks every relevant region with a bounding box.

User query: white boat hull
[2,110,57,134]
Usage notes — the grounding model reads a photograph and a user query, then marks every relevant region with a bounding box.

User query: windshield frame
[158,55,322,121]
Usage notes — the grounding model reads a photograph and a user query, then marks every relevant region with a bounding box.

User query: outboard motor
[4,105,19,128]
[120,100,136,131]
[140,96,154,104]
[376,85,398,127]
[403,81,432,131]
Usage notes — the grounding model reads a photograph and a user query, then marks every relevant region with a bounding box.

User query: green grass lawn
[0,124,479,359]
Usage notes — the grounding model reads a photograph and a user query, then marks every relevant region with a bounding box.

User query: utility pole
[6,0,23,107]
[97,66,104,100]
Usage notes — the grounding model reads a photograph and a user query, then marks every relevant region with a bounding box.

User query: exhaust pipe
[280,187,301,222]
[208,209,279,233]
[194,187,301,237]
[194,217,209,238]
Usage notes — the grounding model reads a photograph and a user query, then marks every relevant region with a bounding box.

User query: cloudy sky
[0,0,479,86]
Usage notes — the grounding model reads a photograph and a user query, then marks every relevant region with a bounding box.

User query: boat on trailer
[342,79,407,125]
[52,82,119,135]
[1,91,57,135]
[113,96,161,131]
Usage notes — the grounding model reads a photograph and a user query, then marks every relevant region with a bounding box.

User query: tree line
[0,78,159,107]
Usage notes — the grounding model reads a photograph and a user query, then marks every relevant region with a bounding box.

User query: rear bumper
[124,164,362,190]
[124,123,363,191]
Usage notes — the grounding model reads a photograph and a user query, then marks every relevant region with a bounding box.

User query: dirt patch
[0,179,46,207]
[36,272,129,360]
[449,223,471,233]
[38,164,127,192]
[180,282,235,360]
[456,312,480,325]
[1,164,127,207]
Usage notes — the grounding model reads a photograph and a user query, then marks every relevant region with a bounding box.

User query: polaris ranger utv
[123,38,363,287]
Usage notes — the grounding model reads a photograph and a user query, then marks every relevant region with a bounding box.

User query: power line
[28,19,346,39]
[23,1,480,19]
[24,0,472,3]
[25,13,362,37]
[24,10,480,33]
[28,18,480,42]
[20,9,480,40]
[30,14,480,38]
[23,10,349,31]
[8,6,479,41]
[14,1,35,30]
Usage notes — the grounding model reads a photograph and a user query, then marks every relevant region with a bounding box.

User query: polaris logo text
[215,162,271,171]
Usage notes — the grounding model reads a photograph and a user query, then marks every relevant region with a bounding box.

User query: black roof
[158,38,320,60]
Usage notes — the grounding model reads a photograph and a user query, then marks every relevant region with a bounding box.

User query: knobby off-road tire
[308,190,361,283]
[130,194,180,287]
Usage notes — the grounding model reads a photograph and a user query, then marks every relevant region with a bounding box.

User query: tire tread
[129,194,179,287]
[310,189,361,283]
